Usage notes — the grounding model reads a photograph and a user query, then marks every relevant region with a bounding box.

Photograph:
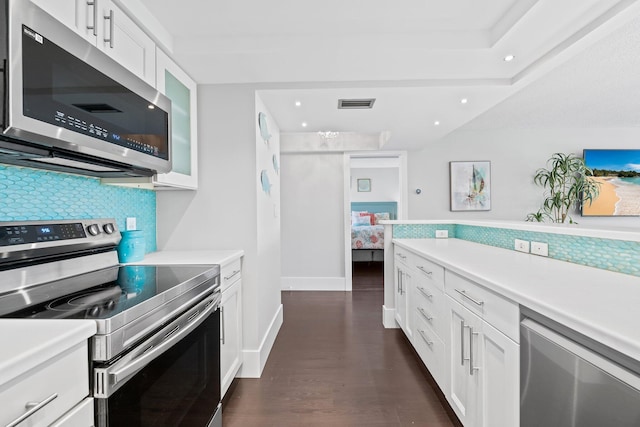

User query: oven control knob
[87,224,101,236]
[103,223,115,234]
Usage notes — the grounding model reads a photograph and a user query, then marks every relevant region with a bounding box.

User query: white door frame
[343,151,408,291]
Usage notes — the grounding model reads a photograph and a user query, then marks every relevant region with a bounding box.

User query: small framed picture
[357,178,371,192]
[450,161,491,211]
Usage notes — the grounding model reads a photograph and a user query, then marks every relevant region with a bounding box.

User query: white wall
[350,167,400,202]
[156,84,282,377]
[280,152,346,290]
[255,94,282,357]
[407,127,640,228]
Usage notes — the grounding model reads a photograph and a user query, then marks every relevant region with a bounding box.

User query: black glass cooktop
[0,265,217,320]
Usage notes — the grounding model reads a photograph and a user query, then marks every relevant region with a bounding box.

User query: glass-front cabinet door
[154,49,198,190]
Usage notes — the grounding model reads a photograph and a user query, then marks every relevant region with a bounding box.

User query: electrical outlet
[515,239,530,253]
[435,230,448,238]
[126,217,137,231]
[531,241,549,257]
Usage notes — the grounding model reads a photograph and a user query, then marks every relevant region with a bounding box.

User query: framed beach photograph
[450,161,491,211]
[357,178,371,192]
[582,149,640,216]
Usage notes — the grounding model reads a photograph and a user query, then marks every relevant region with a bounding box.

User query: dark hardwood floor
[351,261,384,291]
[222,289,461,426]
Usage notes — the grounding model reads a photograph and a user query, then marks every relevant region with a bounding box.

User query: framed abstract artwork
[357,178,371,192]
[450,161,491,211]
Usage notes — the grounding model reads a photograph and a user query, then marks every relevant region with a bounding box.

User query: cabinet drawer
[394,246,412,266]
[1,342,89,427]
[220,258,242,291]
[445,271,519,342]
[50,397,94,427]
[412,256,444,291]
[414,315,446,389]
[414,279,446,340]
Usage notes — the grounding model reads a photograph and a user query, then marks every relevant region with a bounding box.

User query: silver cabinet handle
[397,269,401,293]
[220,306,226,345]
[417,265,432,276]
[417,286,433,299]
[460,320,466,366]
[417,307,433,322]
[224,269,240,281]
[86,1,98,36]
[454,288,484,306]
[418,329,434,347]
[469,327,480,376]
[6,393,58,427]
[398,253,406,259]
[104,9,114,48]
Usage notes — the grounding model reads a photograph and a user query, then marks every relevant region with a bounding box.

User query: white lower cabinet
[414,314,447,388]
[220,258,243,398]
[394,263,413,340]
[480,318,519,427]
[447,298,483,426]
[393,244,519,427]
[446,294,519,427]
[1,342,91,427]
[50,398,94,427]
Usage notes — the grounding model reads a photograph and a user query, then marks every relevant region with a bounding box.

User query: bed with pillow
[350,201,397,262]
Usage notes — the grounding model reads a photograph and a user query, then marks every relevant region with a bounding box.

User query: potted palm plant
[526,152,601,223]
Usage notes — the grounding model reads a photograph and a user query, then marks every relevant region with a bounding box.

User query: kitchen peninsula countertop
[0,320,96,386]
[393,238,640,363]
[131,249,244,266]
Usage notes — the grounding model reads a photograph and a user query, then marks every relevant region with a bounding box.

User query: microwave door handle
[104,296,218,390]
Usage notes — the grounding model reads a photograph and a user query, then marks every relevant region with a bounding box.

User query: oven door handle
[96,292,220,396]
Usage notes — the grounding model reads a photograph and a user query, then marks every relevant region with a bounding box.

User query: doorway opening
[344,153,406,292]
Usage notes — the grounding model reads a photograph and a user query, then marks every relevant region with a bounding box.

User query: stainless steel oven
[94,292,221,427]
[0,219,223,427]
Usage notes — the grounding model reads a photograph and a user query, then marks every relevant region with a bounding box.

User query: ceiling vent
[338,98,376,109]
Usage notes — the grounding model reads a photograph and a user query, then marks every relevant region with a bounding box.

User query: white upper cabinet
[31,0,156,86]
[153,49,199,190]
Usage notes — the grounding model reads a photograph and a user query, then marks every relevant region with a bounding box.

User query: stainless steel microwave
[0,0,171,177]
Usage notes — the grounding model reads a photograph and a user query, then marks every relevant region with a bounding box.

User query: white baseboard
[237,303,283,378]
[382,304,398,329]
[281,276,346,291]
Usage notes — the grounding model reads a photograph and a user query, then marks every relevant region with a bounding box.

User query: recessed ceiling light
[295,101,301,107]
[504,54,515,62]
[434,121,440,126]
[460,98,468,104]
[301,122,307,127]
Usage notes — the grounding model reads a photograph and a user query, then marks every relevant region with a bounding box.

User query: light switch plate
[515,239,530,253]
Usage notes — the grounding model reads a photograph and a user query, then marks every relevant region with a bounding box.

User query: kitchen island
[389,237,640,427]
[392,237,640,361]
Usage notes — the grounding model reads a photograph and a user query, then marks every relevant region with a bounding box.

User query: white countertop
[0,320,96,386]
[129,249,244,266]
[393,238,640,362]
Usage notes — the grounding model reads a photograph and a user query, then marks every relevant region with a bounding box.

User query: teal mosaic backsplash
[393,224,457,239]
[394,223,640,277]
[0,164,157,252]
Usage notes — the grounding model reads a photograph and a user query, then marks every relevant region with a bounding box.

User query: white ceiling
[137,0,640,151]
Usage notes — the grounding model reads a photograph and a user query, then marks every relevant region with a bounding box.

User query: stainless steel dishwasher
[521,318,640,427]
